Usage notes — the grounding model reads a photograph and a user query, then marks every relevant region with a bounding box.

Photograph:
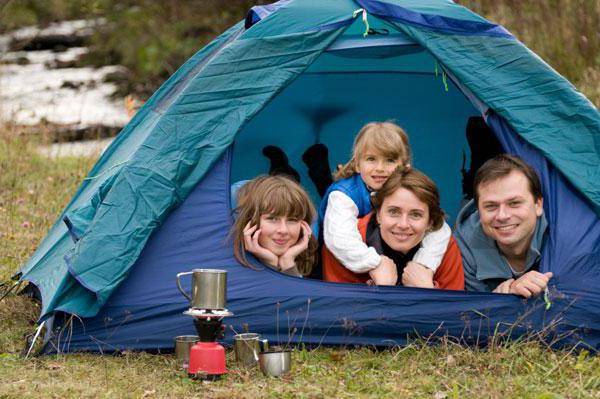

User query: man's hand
[508,271,553,298]
[243,222,279,268]
[493,279,515,294]
[401,261,435,288]
[279,221,311,271]
[369,256,398,286]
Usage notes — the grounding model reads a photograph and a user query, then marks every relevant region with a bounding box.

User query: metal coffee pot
[176,269,227,310]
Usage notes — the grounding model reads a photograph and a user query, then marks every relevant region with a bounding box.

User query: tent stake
[25,320,46,358]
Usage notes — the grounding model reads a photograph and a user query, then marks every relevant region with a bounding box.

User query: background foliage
[1,0,599,104]
[1,3,599,396]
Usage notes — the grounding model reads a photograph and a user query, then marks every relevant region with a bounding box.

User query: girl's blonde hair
[334,121,412,180]
[232,175,317,276]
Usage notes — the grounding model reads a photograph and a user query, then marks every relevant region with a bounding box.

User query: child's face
[355,151,402,190]
[258,214,302,256]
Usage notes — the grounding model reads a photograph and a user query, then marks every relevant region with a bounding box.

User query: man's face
[476,171,543,257]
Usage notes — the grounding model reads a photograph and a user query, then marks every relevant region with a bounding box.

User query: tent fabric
[46,120,599,352]
[361,0,600,216]
[486,112,600,340]
[18,0,600,351]
[24,18,347,319]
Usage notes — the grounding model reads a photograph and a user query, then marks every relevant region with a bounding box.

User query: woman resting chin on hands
[233,176,317,277]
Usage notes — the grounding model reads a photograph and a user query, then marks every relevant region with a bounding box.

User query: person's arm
[278,265,303,277]
[430,238,464,290]
[323,191,381,273]
[502,271,553,298]
[412,222,451,272]
[277,221,312,278]
[401,261,434,288]
[369,255,398,286]
[243,223,279,268]
[453,232,490,292]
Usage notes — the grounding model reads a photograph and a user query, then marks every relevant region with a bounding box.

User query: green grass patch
[1,126,599,397]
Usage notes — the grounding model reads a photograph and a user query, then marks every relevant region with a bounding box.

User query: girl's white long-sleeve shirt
[323,190,451,274]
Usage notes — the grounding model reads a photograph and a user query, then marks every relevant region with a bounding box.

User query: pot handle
[260,338,269,353]
[254,338,269,361]
[176,271,194,303]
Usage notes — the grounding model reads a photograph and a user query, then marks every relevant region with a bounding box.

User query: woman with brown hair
[323,168,464,289]
[232,175,317,277]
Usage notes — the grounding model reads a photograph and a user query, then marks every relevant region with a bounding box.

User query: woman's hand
[279,221,311,271]
[369,256,398,286]
[243,222,279,268]
[401,261,434,288]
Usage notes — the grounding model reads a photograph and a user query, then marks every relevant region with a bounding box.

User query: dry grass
[458,0,600,108]
[0,335,599,398]
[1,128,599,397]
[0,123,95,281]
[1,2,600,393]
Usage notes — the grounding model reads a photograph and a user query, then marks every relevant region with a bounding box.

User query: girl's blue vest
[317,174,372,237]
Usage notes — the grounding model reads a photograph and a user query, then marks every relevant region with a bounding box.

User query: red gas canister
[187,341,227,378]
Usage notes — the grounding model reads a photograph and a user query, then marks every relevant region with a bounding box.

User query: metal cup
[176,269,227,310]
[174,335,198,370]
[258,350,292,377]
[233,333,269,366]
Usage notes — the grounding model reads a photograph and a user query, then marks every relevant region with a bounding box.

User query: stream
[1,20,132,157]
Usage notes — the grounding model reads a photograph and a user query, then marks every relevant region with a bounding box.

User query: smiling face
[355,151,402,191]
[476,171,543,258]
[257,214,301,256]
[376,187,431,254]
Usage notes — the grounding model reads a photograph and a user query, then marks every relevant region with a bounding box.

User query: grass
[1,129,600,397]
[0,344,598,398]
[1,3,600,393]
[0,124,95,281]
[457,0,600,108]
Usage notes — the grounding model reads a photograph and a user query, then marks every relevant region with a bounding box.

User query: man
[455,154,553,297]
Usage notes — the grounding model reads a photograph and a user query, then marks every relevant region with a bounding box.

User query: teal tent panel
[406,29,600,215]
[19,22,246,280]
[374,0,489,22]
[232,47,477,220]
[20,0,600,326]
[241,0,356,39]
[32,27,347,319]
[360,1,600,215]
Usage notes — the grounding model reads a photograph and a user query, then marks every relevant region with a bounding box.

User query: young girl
[319,121,451,282]
[233,175,318,277]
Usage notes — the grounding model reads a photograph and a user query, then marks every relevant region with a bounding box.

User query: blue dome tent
[18,0,600,352]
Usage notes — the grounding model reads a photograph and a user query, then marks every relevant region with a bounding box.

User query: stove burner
[183,307,232,379]
[183,308,234,318]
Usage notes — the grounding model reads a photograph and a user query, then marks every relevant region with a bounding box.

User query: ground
[1,128,599,398]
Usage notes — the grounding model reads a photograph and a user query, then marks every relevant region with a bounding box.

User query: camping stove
[183,308,233,380]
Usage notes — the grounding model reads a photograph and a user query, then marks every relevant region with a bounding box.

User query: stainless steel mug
[233,333,269,366]
[176,269,227,310]
[258,350,292,377]
[174,335,198,370]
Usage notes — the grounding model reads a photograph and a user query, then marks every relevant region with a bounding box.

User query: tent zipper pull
[352,8,370,37]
